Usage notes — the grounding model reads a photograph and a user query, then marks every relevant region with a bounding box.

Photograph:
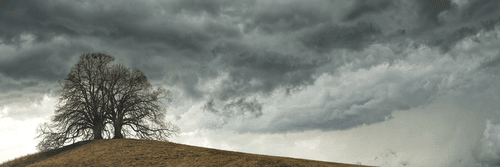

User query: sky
[1,0,500,166]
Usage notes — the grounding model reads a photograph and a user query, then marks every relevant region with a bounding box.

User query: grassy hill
[0,138,376,167]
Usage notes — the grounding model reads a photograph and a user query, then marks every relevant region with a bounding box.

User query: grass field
[0,138,376,167]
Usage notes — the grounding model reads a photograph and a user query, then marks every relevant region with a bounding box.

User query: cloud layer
[2,0,500,166]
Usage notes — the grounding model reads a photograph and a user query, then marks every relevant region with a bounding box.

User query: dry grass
[0,138,376,167]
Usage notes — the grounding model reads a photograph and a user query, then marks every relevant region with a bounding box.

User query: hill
[0,138,376,167]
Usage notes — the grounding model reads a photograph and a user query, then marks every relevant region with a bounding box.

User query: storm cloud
[2,0,500,166]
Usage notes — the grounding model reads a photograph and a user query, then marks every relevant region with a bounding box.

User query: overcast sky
[1,0,500,166]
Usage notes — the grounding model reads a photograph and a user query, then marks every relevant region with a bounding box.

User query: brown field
[0,138,376,167]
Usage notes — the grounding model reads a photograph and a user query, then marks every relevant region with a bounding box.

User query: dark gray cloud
[301,21,381,52]
[480,53,500,69]
[342,0,393,22]
[337,0,500,54]
[414,0,454,26]
[21,80,38,87]
[481,15,500,32]
[459,0,500,21]
[1,0,497,99]
[168,73,204,100]
[0,0,242,53]
[168,0,255,17]
[0,0,243,101]
[2,0,500,136]
[427,26,479,53]
[241,0,334,34]
[0,78,39,93]
[410,0,500,52]
[0,48,76,81]
[210,42,330,101]
[203,97,263,119]
[407,0,500,53]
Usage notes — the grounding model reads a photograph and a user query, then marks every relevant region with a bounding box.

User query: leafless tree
[35,53,179,152]
[35,53,114,152]
[102,64,180,140]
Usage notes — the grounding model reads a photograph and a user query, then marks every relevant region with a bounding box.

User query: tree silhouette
[102,63,180,140]
[35,53,114,151]
[35,53,179,152]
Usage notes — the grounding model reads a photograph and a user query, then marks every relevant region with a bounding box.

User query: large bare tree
[102,63,180,140]
[35,53,114,151]
[35,53,179,152]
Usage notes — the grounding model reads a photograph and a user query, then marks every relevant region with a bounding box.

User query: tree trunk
[93,123,104,140]
[113,118,124,139]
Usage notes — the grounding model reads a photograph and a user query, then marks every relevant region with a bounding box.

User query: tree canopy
[35,53,180,152]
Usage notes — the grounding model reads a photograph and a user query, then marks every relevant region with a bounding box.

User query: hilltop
[0,138,376,167]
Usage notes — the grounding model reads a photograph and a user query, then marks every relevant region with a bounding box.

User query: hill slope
[1,138,376,167]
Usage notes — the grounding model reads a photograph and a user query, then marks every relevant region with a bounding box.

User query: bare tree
[102,64,180,140]
[35,53,179,152]
[35,53,114,152]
